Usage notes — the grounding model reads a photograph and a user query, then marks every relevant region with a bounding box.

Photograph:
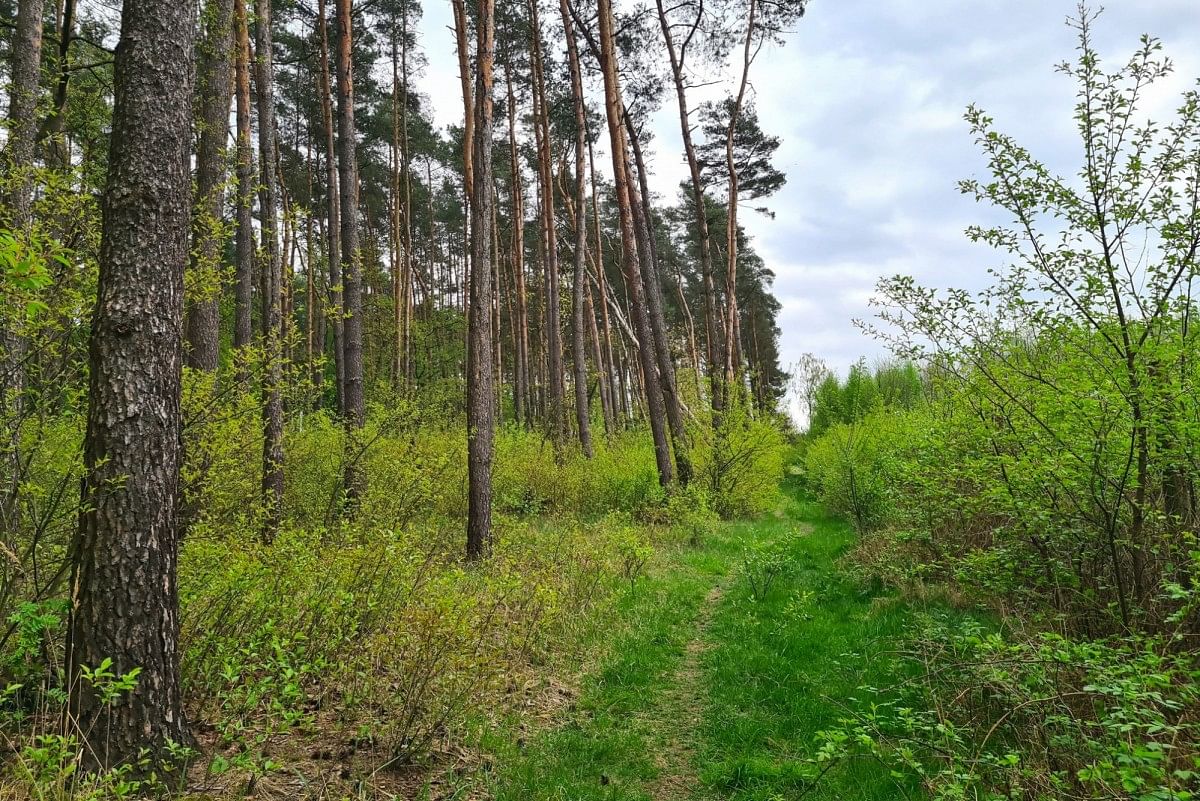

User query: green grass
[479,477,922,801]
[697,479,920,801]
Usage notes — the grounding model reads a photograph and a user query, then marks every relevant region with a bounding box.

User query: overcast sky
[414,1,1200,412]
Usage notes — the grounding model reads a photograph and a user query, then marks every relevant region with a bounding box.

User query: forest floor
[454,477,922,801]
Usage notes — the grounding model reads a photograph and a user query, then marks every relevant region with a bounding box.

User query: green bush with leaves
[805,410,914,534]
[694,399,789,520]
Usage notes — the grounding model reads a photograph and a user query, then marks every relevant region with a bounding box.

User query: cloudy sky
[414,1,1200,411]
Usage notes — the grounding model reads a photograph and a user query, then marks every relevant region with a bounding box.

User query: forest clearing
[3,0,1200,798]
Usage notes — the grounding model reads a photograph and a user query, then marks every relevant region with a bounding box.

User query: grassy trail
[479,479,918,801]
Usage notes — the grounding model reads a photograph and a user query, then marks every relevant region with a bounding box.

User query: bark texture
[317,0,344,414]
[558,0,594,458]
[654,0,725,417]
[594,0,674,486]
[336,0,365,503]
[69,0,196,769]
[232,0,254,364]
[466,0,497,560]
[2,0,44,408]
[254,0,284,538]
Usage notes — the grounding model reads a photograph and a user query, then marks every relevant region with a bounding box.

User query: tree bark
[335,0,365,504]
[2,0,44,411]
[186,0,235,373]
[594,0,674,485]
[626,115,692,484]
[68,0,195,769]
[654,0,725,418]
[7,0,42,234]
[505,64,532,429]
[451,0,474,200]
[722,0,759,401]
[528,0,566,447]
[42,0,74,170]
[588,135,621,429]
[253,0,284,540]
[232,0,254,372]
[558,0,594,458]
[317,0,344,414]
[466,0,497,560]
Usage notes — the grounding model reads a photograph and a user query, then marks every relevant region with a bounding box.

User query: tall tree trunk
[186,0,235,373]
[306,176,318,389]
[1,0,44,530]
[528,0,566,446]
[594,0,673,486]
[584,278,613,434]
[723,0,759,401]
[451,0,474,199]
[232,0,254,373]
[7,0,42,236]
[254,0,284,540]
[335,0,365,503]
[317,0,344,414]
[68,0,195,769]
[390,22,404,390]
[466,0,497,560]
[558,0,594,458]
[504,64,532,429]
[3,0,44,407]
[588,135,621,428]
[401,21,414,389]
[654,0,724,418]
[626,118,692,484]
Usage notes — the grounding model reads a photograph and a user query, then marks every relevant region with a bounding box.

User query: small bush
[694,402,789,520]
[804,411,913,533]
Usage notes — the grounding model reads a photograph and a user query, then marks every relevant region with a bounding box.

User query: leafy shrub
[819,614,1200,801]
[804,411,912,533]
[694,401,788,519]
[176,508,641,778]
[743,531,805,601]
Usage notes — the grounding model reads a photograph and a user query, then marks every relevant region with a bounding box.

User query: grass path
[478,477,921,801]
[641,582,724,800]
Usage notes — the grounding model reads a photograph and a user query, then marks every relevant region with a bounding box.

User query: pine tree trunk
[504,65,532,429]
[68,0,195,769]
[254,0,284,540]
[654,0,725,418]
[558,0,594,458]
[723,0,759,401]
[317,0,344,414]
[1,0,44,528]
[7,0,42,236]
[185,0,235,373]
[390,24,404,390]
[43,0,75,171]
[232,0,254,373]
[587,135,622,426]
[466,0,497,560]
[335,0,365,503]
[529,0,566,446]
[594,0,673,485]
[627,118,692,484]
[399,10,415,388]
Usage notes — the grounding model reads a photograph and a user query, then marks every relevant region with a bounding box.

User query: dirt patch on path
[642,583,725,800]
